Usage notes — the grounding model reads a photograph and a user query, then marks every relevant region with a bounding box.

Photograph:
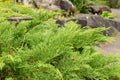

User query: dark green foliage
[89,0,120,8]
[70,0,94,13]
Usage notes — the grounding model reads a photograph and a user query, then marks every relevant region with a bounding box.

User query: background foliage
[71,0,120,13]
[71,0,94,13]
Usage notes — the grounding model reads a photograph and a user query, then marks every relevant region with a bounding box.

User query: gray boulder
[80,15,120,36]
[32,0,76,15]
[33,0,61,11]
[16,0,76,15]
[89,5,111,15]
[59,0,76,15]
[56,14,120,36]
[16,0,30,6]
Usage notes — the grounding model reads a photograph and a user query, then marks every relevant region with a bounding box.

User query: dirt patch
[97,9,120,54]
[111,9,120,19]
[98,32,120,54]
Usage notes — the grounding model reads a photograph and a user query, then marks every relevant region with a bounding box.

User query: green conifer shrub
[0,19,120,80]
[0,2,120,80]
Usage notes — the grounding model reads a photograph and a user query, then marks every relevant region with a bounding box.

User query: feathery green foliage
[0,19,120,80]
[0,2,120,80]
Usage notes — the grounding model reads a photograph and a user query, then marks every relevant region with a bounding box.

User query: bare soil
[98,9,120,54]
[98,32,120,54]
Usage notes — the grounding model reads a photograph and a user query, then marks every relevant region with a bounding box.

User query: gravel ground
[98,33,120,54]
[98,9,120,54]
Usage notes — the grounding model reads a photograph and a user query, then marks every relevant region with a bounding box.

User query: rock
[56,19,66,27]
[56,18,77,27]
[16,0,76,15]
[56,14,120,36]
[22,0,30,6]
[89,5,111,15]
[8,17,33,27]
[32,0,76,15]
[16,0,22,3]
[81,15,118,36]
[16,0,30,6]
[47,5,61,11]
[59,0,76,15]
[32,0,52,8]
[8,17,33,22]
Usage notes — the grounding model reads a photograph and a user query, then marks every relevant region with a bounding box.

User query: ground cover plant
[0,2,120,80]
[101,11,116,19]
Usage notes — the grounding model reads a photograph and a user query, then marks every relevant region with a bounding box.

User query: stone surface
[82,15,120,36]
[8,17,33,27]
[16,0,30,6]
[32,0,76,15]
[56,14,120,36]
[89,5,111,14]
[8,17,33,22]
[59,0,76,15]
[16,0,76,15]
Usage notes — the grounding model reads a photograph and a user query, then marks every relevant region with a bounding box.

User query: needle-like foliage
[0,2,120,80]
